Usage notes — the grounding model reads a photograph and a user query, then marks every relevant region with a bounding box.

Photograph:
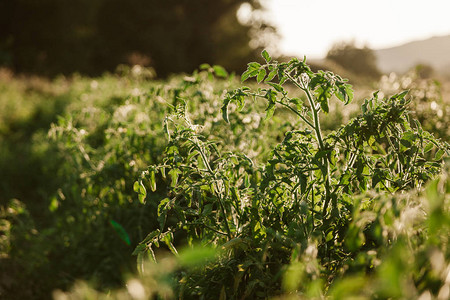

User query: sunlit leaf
[168,169,180,187]
[163,232,178,255]
[248,62,261,70]
[257,69,267,83]
[264,100,276,120]
[133,180,147,204]
[149,168,156,192]
[265,69,277,82]
[261,49,272,63]
[424,142,434,153]
[266,82,283,92]
[213,65,228,78]
[199,63,210,70]
[435,149,444,160]
[221,99,230,123]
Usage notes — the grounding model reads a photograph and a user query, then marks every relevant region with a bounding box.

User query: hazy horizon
[260,0,450,59]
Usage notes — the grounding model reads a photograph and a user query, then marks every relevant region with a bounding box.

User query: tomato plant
[134,51,449,298]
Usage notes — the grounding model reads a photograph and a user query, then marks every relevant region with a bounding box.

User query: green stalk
[287,73,332,218]
[188,137,232,239]
[278,101,315,129]
[212,182,233,239]
[247,92,314,129]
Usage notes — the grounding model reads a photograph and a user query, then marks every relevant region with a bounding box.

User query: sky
[261,0,450,59]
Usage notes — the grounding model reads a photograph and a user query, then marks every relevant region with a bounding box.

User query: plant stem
[213,182,233,239]
[188,136,232,239]
[303,86,325,150]
[247,92,314,129]
[287,73,332,218]
[278,101,315,129]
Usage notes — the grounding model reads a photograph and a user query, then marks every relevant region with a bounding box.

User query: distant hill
[375,35,450,75]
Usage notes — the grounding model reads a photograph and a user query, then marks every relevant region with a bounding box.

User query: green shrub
[1,52,449,299]
[379,69,449,142]
[1,65,292,298]
[130,51,449,298]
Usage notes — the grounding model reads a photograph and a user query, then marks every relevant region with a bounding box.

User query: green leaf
[264,100,276,120]
[241,69,258,82]
[345,84,354,103]
[157,198,170,215]
[141,230,161,244]
[213,65,228,78]
[134,180,147,204]
[149,168,156,192]
[244,173,250,188]
[261,50,272,63]
[265,69,277,82]
[335,83,353,104]
[110,220,131,246]
[314,86,331,113]
[265,106,275,120]
[248,62,261,70]
[132,244,146,256]
[320,100,329,113]
[221,100,230,123]
[340,172,351,186]
[289,98,303,111]
[414,119,423,134]
[266,82,284,92]
[163,232,178,255]
[326,231,334,242]
[435,149,445,160]
[395,90,409,100]
[335,88,345,103]
[199,63,211,70]
[158,198,170,229]
[402,131,416,142]
[231,186,240,202]
[361,99,368,113]
[424,142,434,153]
[168,169,180,187]
[309,76,323,89]
[257,69,267,83]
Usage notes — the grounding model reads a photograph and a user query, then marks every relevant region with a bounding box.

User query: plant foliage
[1,51,449,299]
[131,51,449,298]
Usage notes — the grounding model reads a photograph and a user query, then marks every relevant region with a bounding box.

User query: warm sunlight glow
[264,0,450,58]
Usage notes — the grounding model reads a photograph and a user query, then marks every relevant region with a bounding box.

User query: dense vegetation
[0,52,449,299]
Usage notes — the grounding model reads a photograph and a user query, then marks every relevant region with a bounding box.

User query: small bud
[301,73,310,85]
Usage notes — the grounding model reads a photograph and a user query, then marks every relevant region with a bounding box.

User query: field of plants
[1,52,449,299]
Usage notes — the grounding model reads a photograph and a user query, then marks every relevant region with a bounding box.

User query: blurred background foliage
[0,0,277,77]
[326,41,382,80]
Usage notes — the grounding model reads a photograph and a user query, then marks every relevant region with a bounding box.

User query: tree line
[0,0,275,77]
